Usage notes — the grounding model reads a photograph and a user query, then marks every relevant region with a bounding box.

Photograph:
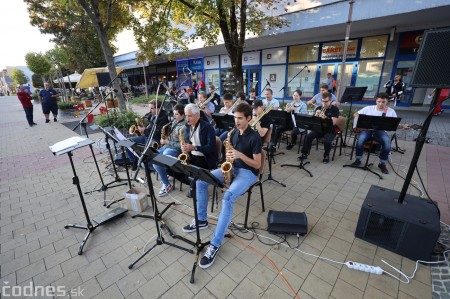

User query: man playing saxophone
[299,92,339,164]
[182,103,262,269]
[126,99,170,170]
[151,104,186,196]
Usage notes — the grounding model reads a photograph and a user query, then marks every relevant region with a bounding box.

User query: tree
[11,69,29,86]
[25,52,52,84]
[134,0,289,92]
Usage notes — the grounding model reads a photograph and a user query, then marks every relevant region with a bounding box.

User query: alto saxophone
[161,122,171,140]
[129,117,144,135]
[177,125,189,164]
[221,127,236,187]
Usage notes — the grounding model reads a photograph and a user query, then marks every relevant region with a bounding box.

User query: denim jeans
[196,167,257,247]
[355,130,391,163]
[153,146,180,186]
[23,106,34,125]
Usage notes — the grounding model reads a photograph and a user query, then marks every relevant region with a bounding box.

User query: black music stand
[50,137,127,255]
[212,113,235,131]
[340,86,367,145]
[128,153,194,270]
[263,110,291,187]
[280,114,324,177]
[343,114,401,179]
[84,126,128,206]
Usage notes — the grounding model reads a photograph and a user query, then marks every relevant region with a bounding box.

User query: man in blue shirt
[307,84,340,108]
[38,82,60,123]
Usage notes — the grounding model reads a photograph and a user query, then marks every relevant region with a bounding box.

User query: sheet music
[113,127,140,158]
[49,136,87,153]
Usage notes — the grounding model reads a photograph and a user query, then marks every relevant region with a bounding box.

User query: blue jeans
[196,167,257,247]
[355,130,391,163]
[153,146,180,186]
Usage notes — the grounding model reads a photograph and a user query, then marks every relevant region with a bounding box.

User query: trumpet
[250,103,274,129]
[221,127,236,187]
[177,125,189,164]
[315,106,327,119]
[198,89,219,110]
[129,117,145,135]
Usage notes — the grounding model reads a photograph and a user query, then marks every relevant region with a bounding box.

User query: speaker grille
[410,27,450,88]
[363,211,405,250]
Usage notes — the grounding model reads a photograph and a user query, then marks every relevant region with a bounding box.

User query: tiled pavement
[1,96,449,299]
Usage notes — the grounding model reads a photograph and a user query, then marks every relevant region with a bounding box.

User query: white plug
[345,261,383,275]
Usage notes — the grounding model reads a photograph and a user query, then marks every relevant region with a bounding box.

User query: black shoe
[182,219,208,233]
[298,153,308,160]
[131,161,138,171]
[53,118,57,122]
[199,244,220,269]
[378,163,389,174]
[32,122,37,125]
[351,159,361,166]
[323,156,330,164]
[45,119,50,123]
[286,143,296,150]
[263,144,276,152]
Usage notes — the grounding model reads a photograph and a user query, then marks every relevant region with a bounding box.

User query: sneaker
[286,143,296,150]
[378,163,389,174]
[167,175,173,181]
[199,244,220,269]
[182,219,208,233]
[45,119,50,123]
[158,184,172,197]
[53,118,57,122]
[351,159,361,166]
[323,156,330,164]
[298,153,308,161]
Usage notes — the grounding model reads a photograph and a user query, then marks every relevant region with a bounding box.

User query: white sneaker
[158,183,172,197]
[167,175,173,181]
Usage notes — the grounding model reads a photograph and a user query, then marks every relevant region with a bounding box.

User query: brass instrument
[129,117,145,135]
[221,127,236,187]
[198,89,218,110]
[151,141,160,149]
[221,99,239,115]
[177,125,189,164]
[316,106,327,119]
[250,103,274,130]
[161,122,171,140]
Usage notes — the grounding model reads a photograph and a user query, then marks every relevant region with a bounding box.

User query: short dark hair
[266,88,273,94]
[234,103,252,118]
[223,93,233,101]
[150,99,162,108]
[320,84,329,90]
[377,92,389,100]
[236,91,246,101]
[322,91,331,100]
[173,104,185,115]
[250,88,256,93]
[294,89,302,96]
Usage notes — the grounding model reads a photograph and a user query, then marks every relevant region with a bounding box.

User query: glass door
[242,68,260,96]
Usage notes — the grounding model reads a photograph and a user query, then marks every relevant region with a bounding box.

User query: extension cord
[345,261,383,274]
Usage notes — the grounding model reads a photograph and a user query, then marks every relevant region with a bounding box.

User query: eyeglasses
[322,100,330,103]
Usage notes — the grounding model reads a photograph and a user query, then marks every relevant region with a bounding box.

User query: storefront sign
[399,31,423,55]
[189,58,203,71]
[262,47,287,65]
[242,52,260,66]
[321,40,358,60]
[176,60,189,71]
[204,56,220,69]
[221,55,232,68]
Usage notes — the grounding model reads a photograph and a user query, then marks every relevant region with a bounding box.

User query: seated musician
[246,88,257,106]
[286,90,308,150]
[127,99,169,170]
[251,99,271,140]
[198,91,215,122]
[307,84,340,108]
[207,85,221,107]
[216,93,235,142]
[299,92,339,164]
[351,92,397,174]
[182,103,262,269]
[236,91,248,105]
[182,103,218,170]
[152,104,186,196]
[262,88,280,110]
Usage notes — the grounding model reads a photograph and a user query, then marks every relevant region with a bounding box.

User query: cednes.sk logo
[1,281,84,297]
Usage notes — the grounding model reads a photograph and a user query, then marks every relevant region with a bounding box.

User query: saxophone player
[182,103,262,269]
[300,92,339,164]
[151,104,186,196]
[126,99,169,171]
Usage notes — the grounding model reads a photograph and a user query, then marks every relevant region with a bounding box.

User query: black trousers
[301,131,335,157]
[289,127,305,144]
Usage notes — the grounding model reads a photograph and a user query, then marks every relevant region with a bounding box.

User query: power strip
[345,261,383,275]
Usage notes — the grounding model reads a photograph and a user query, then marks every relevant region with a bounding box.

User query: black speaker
[355,185,440,261]
[96,72,111,87]
[410,27,450,88]
[267,210,308,235]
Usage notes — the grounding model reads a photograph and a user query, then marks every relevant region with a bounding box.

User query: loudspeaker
[355,185,441,261]
[267,210,308,235]
[96,72,111,87]
[410,27,450,88]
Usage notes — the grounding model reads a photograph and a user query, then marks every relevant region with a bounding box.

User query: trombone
[250,103,274,130]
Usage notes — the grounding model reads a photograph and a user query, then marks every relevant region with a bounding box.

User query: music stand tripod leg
[262,149,286,187]
[281,158,313,177]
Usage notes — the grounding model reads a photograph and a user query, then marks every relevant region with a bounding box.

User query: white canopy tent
[53,72,82,84]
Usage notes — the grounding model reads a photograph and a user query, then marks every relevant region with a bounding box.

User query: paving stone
[1,254,29,277]
[43,248,71,269]
[301,273,333,299]
[78,258,106,282]
[16,259,46,284]
[160,281,194,299]
[116,269,147,297]
[33,265,64,287]
[138,275,170,299]
[96,263,126,290]
[92,283,124,299]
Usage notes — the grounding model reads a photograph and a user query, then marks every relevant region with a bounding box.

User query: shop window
[289,43,319,63]
[220,69,236,95]
[354,60,383,99]
[360,35,388,58]
[205,70,220,92]
[287,64,316,97]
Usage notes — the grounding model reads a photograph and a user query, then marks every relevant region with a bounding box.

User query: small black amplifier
[267,210,308,235]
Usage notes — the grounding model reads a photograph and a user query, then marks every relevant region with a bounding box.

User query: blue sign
[177,60,189,71]
[189,58,203,71]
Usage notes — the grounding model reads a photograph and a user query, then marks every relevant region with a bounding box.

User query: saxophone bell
[221,127,236,187]
[177,125,189,164]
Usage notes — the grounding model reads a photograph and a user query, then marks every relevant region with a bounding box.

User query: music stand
[340,86,367,145]
[280,114,325,177]
[84,126,128,207]
[263,110,291,187]
[50,137,127,255]
[211,113,235,131]
[128,154,195,270]
[343,114,401,179]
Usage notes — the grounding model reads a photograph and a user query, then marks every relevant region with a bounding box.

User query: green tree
[134,0,289,92]
[11,69,29,85]
[25,52,52,84]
